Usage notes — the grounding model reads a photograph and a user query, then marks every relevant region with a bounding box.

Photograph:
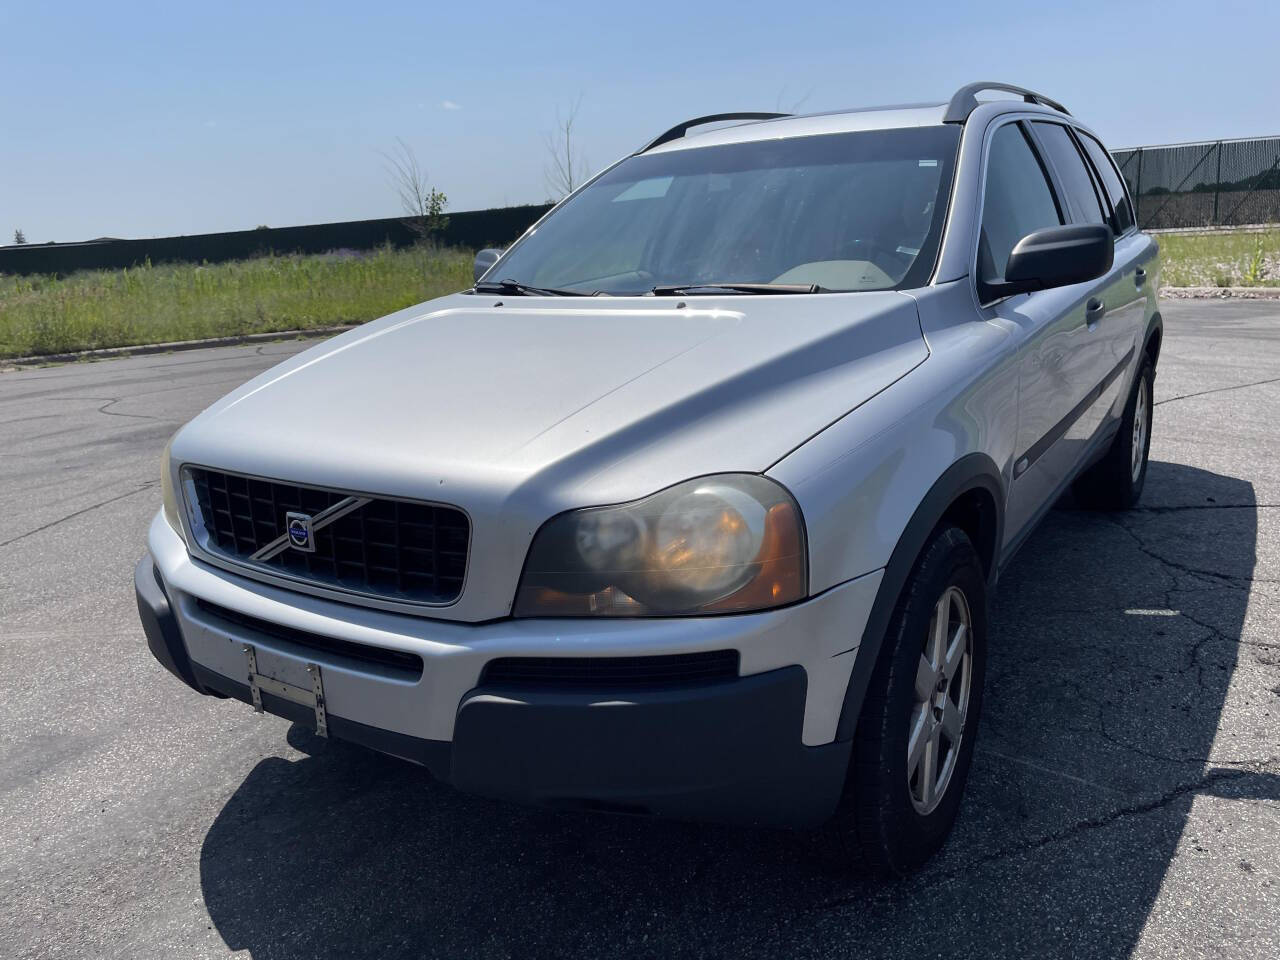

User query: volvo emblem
[250,496,370,564]
[285,511,316,552]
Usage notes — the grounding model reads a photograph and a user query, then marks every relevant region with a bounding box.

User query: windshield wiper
[650,282,825,296]
[474,278,593,297]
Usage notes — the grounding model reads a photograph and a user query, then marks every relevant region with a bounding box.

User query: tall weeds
[0,244,472,358]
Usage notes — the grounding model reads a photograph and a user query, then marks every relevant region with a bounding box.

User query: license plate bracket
[243,644,328,737]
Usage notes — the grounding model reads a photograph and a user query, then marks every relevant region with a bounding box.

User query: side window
[1078,132,1136,234]
[1031,122,1107,226]
[979,123,1063,289]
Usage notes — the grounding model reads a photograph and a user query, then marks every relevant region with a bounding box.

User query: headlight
[514,474,807,617]
[160,437,184,541]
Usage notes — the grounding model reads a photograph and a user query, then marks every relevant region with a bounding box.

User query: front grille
[480,650,740,689]
[184,467,468,605]
[194,599,425,679]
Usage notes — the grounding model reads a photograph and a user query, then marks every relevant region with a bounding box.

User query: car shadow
[199,460,1275,959]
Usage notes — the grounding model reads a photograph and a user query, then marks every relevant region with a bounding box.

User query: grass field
[1157,228,1280,288]
[2,230,1277,359]
[0,245,473,359]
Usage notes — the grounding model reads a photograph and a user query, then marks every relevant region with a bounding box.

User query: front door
[973,119,1115,546]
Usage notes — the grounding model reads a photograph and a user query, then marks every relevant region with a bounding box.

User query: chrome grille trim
[179,465,470,611]
[249,496,372,562]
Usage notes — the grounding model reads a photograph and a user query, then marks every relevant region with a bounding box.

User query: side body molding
[834,453,1005,742]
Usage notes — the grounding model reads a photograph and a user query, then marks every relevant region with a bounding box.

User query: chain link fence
[1113,136,1280,231]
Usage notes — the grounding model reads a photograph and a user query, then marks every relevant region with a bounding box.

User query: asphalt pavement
[2,300,1278,959]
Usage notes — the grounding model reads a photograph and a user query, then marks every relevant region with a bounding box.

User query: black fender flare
[833,452,1005,742]
[1142,310,1163,369]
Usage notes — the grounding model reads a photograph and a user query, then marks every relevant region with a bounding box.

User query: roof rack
[942,82,1070,124]
[636,112,790,154]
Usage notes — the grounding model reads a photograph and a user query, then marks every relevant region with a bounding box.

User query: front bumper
[140,511,882,827]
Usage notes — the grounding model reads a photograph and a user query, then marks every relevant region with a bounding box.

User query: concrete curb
[2,325,357,368]
[1160,286,1280,300]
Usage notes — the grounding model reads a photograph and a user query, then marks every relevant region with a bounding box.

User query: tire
[827,525,988,876]
[1072,357,1155,511]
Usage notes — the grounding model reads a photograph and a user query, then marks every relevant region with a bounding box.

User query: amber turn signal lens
[704,501,805,612]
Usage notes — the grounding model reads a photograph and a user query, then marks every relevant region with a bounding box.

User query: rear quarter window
[1078,132,1136,233]
[1031,122,1107,226]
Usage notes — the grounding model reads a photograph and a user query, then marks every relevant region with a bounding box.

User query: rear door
[1074,128,1152,408]
[976,120,1113,547]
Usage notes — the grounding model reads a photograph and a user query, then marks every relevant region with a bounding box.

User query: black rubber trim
[454,665,850,828]
[1013,345,1135,479]
[191,659,849,828]
[193,598,425,680]
[834,454,1004,742]
[998,417,1118,572]
[1143,310,1163,368]
[135,555,203,693]
[480,650,739,689]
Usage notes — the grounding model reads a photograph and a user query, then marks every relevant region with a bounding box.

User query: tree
[382,138,449,242]
[13,228,26,245]
[774,85,814,114]
[544,97,587,200]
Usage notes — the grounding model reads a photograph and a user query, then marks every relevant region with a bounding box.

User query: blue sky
[4,0,1277,243]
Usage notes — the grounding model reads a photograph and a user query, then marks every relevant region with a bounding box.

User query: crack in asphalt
[96,398,163,421]
[1133,503,1280,513]
[3,377,245,430]
[976,747,1130,795]
[1073,517,1279,768]
[1105,514,1275,588]
[0,413,61,428]
[838,501,1279,902]
[814,762,1278,912]
[984,512,1273,773]
[1155,374,1280,407]
[0,370,66,381]
[146,345,274,369]
[934,763,1278,876]
[0,371,255,407]
[0,482,157,548]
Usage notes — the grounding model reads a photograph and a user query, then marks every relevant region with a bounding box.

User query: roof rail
[942,82,1069,124]
[636,112,790,154]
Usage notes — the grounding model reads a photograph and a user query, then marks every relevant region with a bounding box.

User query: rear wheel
[1073,357,1155,510]
[827,525,988,875]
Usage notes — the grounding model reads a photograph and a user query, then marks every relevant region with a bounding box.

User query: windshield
[489,125,960,295]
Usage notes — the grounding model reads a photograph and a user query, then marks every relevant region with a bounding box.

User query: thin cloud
[441,100,462,111]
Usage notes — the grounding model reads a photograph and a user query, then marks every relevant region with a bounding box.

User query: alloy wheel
[1131,374,1149,483]
[908,585,973,815]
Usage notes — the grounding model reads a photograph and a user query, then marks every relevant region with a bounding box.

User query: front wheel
[828,525,988,875]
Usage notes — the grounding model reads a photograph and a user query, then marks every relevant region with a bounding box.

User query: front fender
[830,453,1003,741]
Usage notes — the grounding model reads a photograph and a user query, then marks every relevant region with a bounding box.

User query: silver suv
[136,82,1160,874]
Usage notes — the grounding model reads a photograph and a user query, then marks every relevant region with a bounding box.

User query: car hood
[175,291,926,510]
[170,290,926,619]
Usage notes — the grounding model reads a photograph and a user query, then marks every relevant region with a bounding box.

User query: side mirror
[985,224,1113,300]
[473,248,503,283]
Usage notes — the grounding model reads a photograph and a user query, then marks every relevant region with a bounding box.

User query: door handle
[1086,297,1106,325]
[1134,267,1147,288]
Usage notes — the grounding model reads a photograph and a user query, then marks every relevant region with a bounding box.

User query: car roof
[644,104,949,154]
[643,83,1072,155]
